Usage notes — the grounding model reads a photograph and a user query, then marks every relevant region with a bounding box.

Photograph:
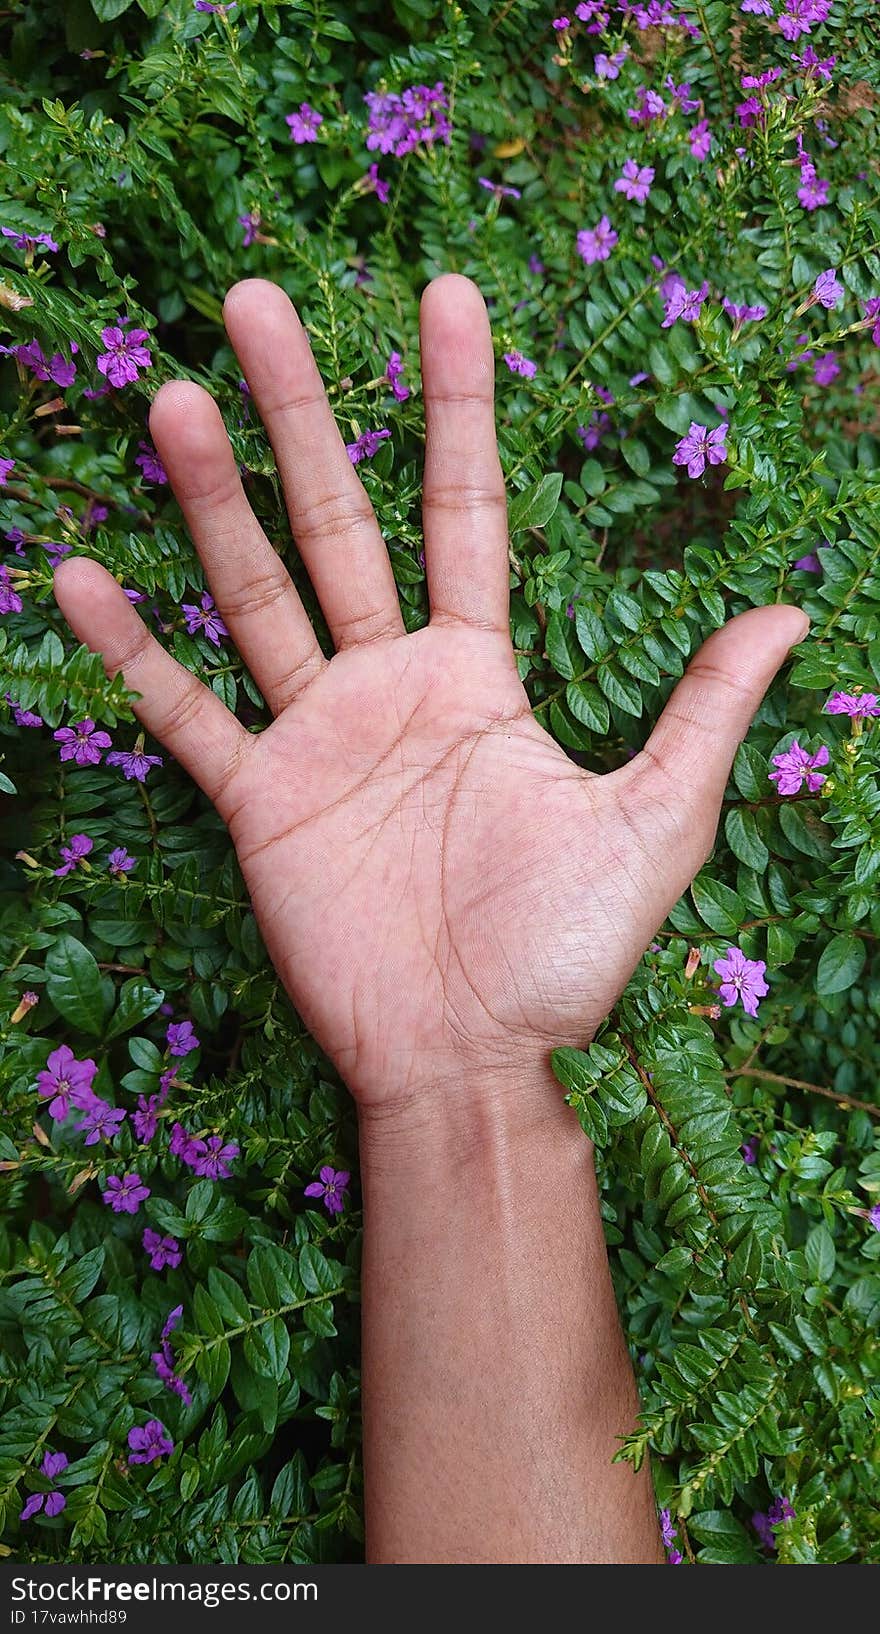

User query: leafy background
[1,0,879,1565]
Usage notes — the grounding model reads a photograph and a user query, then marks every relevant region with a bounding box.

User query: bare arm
[54,274,807,1564]
[360,1078,664,1564]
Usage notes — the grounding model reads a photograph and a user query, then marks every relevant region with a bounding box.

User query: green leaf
[574,606,611,661]
[45,935,106,1035]
[597,662,643,717]
[691,876,745,936]
[805,1224,836,1283]
[508,472,563,534]
[816,933,866,995]
[725,808,769,872]
[299,1243,339,1297]
[565,679,609,734]
[91,0,134,19]
[104,979,165,1041]
[544,611,578,680]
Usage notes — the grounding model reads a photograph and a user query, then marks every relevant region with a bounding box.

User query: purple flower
[346,427,391,464]
[741,0,774,10]
[723,298,768,325]
[127,1420,173,1466]
[627,87,666,124]
[96,326,153,388]
[194,1,237,10]
[143,1227,182,1271]
[768,1495,795,1525]
[478,176,522,201]
[108,846,136,878]
[237,211,261,246]
[162,1304,183,1341]
[2,338,77,387]
[551,15,571,26]
[868,1204,880,1232]
[595,50,627,79]
[798,170,830,210]
[672,422,727,479]
[133,1093,160,1143]
[662,280,709,327]
[102,1172,151,1215]
[713,947,769,1018]
[665,77,699,114]
[192,1135,239,1180]
[106,747,163,782]
[385,351,410,402]
[577,413,612,451]
[736,96,763,129]
[166,1020,199,1058]
[75,1096,126,1146]
[304,1164,350,1215]
[812,268,843,310]
[134,442,167,486]
[53,718,112,767]
[286,102,323,144]
[20,1494,45,1521]
[792,45,835,80]
[658,1507,682,1564]
[0,457,14,485]
[793,553,821,573]
[358,163,390,203]
[741,1136,759,1165]
[365,83,450,159]
[8,695,43,727]
[182,591,229,646]
[825,691,880,718]
[688,119,712,160]
[864,298,880,347]
[2,226,58,254]
[752,1510,776,1550]
[170,1121,206,1167]
[614,159,654,204]
[741,68,783,90]
[503,350,537,378]
[769,739,829,796]
[54,833,93,877]
[528,254,545,276]
[778,0,832,41]
[577,215,618,265]
[152,1347,192,1404]
[41,1451,68,1481]
[812,352,839,386]
[37,1046,97,1120]
[0,565,22,615]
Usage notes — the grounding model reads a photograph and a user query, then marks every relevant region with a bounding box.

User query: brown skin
[55,275,808,1562]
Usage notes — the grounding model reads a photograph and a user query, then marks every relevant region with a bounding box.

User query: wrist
[356,1051,589,1181]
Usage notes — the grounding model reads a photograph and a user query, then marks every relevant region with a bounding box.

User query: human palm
[56,276,806,1107]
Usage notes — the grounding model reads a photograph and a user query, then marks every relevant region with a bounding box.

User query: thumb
[625,603,809,865]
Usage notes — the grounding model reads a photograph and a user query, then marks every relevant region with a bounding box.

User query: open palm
[55,277,806,1109]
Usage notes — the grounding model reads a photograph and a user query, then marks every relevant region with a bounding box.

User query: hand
[55,276,807,1114]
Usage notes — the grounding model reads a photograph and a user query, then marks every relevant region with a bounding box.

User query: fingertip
[781,603,811,647]
[420,272,486,317]
[223,278,299,335]
[148,377,218,443]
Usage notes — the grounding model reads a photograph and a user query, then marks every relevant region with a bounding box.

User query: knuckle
[223,568,290,621]
[159,680,209,740]
[424,480,506,515]
[292,490,377,548]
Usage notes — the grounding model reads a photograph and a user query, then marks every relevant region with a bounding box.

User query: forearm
[358,1069,663,1564]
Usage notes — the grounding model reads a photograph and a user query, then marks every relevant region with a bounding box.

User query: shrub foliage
[1,0,879,1566]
